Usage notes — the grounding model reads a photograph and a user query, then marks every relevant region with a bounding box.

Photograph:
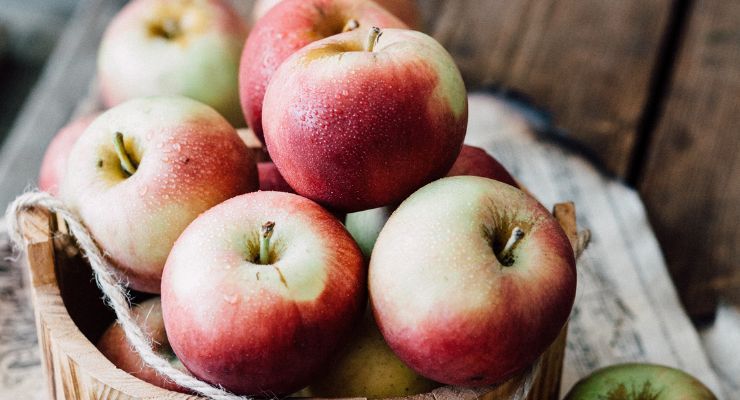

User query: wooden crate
[18,202,580,400]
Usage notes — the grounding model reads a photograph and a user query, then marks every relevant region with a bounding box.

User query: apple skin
[369,176,576,386]
[98,0,247,126]
[565,363,717,400]
[258,162,294,193]
[61,97,258,293]
[448,145,518,187]
[239,0,406,141]
[345,206,392,259]
[308,308,437,398]
[250,0,422,29]
[97,297,189,393]
[346,145,517,258]
[38,113,100,196]
[263,28,468,212]
[161,191,366,395]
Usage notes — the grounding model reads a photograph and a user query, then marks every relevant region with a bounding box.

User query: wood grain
[19,202,582,399]
[425,0,672,177]
[637,0,740,317]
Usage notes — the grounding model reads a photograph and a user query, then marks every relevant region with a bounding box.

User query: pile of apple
[38,0,579,397]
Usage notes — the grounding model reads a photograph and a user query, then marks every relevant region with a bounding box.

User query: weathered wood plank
[426,0,673,177]
[638,0,740,317]
[0,0,125,209]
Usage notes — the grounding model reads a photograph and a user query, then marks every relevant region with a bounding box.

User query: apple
[369,176,576,386]
[448,145,518,187]
[564,363,717,400]
[258,162,294,193]
[263,27,468,212]
[345,206,392,259]
[98,0,247,126]
[61,96,258,293]
[97,297,188,393]
[161,191,366,395]
[38,113,100,196]
[308,308,437,398]
[239,0,406,140]
[345,145,517,258]
[250,0,422,30]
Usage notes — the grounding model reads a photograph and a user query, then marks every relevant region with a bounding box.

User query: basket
[18,202,579,400]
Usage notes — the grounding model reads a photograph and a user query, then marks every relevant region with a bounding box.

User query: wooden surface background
[0,0,737,319]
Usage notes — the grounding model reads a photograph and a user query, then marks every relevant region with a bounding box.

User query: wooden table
[0,0,737,320]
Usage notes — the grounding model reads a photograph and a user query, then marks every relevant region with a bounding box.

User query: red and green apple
[161,191,366,395]
[263,27,468,212]
[61,96,258,293]
[98,0,247,126]
[369,176,576,386]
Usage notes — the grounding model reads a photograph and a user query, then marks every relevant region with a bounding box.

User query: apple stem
[365,26,381,52]
[499,227,524,265]
[343,19,360,33]
[259,221,275,265]
[113,132,138,176]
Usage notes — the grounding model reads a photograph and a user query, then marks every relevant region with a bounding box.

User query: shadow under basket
[18,202,580,400]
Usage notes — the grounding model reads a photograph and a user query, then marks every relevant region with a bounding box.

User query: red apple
[38,113,100,195]
[98,0,248,126]
[250,0,422,30]
[258,162,294,193]
[239,0,406,140]
[369,176,576,386]
[161,191,366,395]
[97,297,188,393]
[263,27,468,212]
[61,97,258,293]
[447,145,518,187]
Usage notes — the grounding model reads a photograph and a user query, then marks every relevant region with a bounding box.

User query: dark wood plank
[426,0,673,177]
[638,0,740,317]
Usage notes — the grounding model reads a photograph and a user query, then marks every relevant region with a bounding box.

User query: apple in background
[97,297,189,393]
[448,145,518,187]
[98,0,247,126]
[263,28,468,212]
[345,206,392,259]
[61,97,258,293]
[308,308,437,398]
[258,162,294,193]
[240,0,406,140]
[369,176,576,386]
[565,363,717,400]
[308,307,437,398]
[345,145,517,258]
[250,0,422,30]
[38,113,100,195]
[161,191,366,395]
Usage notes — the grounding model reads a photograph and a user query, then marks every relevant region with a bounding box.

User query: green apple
[308,309,437,398]
[345,206,392,259]
[565,363,717,400]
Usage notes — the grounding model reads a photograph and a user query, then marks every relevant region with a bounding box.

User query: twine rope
[5,190,589,400]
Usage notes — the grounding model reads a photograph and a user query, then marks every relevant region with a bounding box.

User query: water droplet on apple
[223,294,238,304]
